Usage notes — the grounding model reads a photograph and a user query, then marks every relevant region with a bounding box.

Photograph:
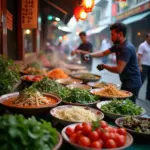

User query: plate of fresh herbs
[96,99,146,120]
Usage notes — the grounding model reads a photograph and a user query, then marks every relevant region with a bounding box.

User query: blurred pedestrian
[100,38,111,64]
[138,33,150,101]
[71,32,93,71]
[84,23,142,103]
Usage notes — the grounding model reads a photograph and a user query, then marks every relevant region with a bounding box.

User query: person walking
[138,33,150,101]
[71,32,93,71]
[85,23,142,103]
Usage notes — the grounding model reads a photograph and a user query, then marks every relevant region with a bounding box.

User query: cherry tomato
[90,141,102,148]
[25,76,31,81]
[65,127,74,137]
[78,136,91,147]
[102,132,110,141]
[89,131,99,141]
[96,128,103,137]
[82,122,91,126]
[99,139,104,147]
[70,133,77,143]
[75,124,83,132]
[99,120,108,128]
[109,133,117,140]
[117,128,127,136]
[105,139,117,148]
[75,130,83,140]
[82,124,92,136]
[115,135,126,147]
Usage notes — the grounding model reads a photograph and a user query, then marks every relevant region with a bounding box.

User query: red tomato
[109,133,117,140]
[90,141,102,148]
[115,135,126,147]
[78,136,91,147]
[105,139,117,148]
[111,127,117,133]
[99,139,104,147]
[99,120,108,128]
[117,128,127,136]
[65,127,74,137]
[96,128,103,137]
[75,124,83,132]
[89,131,99,141]
[82,122,91,126]
[25,76,31,81]
[70,133,77,143]
[102,132,110,141]
[82,124,92,136]
[76,131,83,140]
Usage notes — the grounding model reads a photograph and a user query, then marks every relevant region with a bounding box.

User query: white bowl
[61,123,133,150]
[50,105,104,126]
[96,101,146,120]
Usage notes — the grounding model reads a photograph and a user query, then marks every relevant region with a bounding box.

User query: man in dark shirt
[85,23,142,102]
[71,32,93,71]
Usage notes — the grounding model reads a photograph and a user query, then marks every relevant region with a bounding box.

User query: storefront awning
[87,25,108,36]
[122,11,150,25]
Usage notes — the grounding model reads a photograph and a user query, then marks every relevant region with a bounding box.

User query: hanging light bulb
[74,6,87,21]
[82,0,95,13]
[79,9,87,20]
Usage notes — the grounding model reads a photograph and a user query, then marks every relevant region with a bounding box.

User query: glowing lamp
[74,6,87,21]
[82,0,95,12]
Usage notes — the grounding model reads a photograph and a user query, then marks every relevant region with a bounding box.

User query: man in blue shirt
[71,32,93,71]
[85,23,142,102]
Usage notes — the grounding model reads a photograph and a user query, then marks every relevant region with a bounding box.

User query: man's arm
[102,60,127,74]
[138,54,143,71]
[90,49,111,58]
[137,44,144,72]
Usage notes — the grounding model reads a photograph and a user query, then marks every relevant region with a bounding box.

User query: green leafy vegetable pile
[64,88,99,104]
[32,77,71,99]
[0,114,58,150]
[31,77,99,104]
[101,99,144,115]
[0,55,20,95]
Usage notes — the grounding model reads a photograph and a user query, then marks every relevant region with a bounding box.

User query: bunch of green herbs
[0,114,58,150]
[64,88,99,104]
[32,77,71,99]
[101,99,143,115]
[0,55,20,95]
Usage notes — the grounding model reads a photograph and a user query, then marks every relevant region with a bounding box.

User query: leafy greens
[101,99,143,115]
[0,114,58,150]
[0,55,20,95]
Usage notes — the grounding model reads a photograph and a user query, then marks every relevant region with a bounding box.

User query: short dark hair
[110,23,127,37]
[79,31,86,36]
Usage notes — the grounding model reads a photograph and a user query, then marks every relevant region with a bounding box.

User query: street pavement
[91,58,150,116]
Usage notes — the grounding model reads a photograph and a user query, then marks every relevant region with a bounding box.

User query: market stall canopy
[86,25,108,36]
[122,11,150,25]
[40,0,77,24]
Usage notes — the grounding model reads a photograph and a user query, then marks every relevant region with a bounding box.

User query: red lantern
[74,6,87,21]
[82,0,95,12]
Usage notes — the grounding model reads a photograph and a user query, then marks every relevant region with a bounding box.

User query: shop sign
[116,1,150,20]
[21,0,38,28]
[6,10,13,31]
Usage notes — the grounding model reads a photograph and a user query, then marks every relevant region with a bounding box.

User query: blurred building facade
[114,0,150,49]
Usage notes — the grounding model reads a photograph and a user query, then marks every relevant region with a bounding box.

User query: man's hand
[71,50,80,56]
[97,64,104,71]
[84,54,91,61]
